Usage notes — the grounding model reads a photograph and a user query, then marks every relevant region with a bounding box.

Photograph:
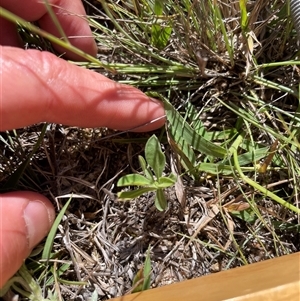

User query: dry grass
[0,0,299,300]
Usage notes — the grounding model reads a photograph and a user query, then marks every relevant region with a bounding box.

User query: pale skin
[0,0,165,288]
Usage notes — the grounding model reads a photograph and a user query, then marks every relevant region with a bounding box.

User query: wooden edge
[109,252,300,301]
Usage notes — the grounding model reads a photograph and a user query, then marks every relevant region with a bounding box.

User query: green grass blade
[153,0,163,15]
[239,0,248,32]
[0,7,109,69]
[42,197,72,260]
[142,246,151,290]
[233,149,300,214]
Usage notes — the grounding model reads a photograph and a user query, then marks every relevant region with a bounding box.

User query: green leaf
[151,24,172,49]
[132,245,152,293]
[230,208,256,223]
[174,134,197,177]
[176,135,196,166]
[168,173,177,182]
[45,263,71,286]
[153,0,163,15]
[0,276,29,297]
[155,188,167,211]
[239,0,248,31]
[163,99,227,158]
[143,246,151,290]
[117,174,153,187]
[117,187,155,200]
[157,176,176,188]
[224,146,269,166]
[42,196,72,260]
[167,132,198,179]
[185,102,207,137]
[197,162,234,175]
[233,149,300,214]
[132,268,144,293]
[139,155,154,181]
[145,135,166,179]
[16,265,43,300]
[139,155,147,172]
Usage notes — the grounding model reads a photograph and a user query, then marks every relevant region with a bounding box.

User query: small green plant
[131,246,152,293]
[117,135,176,211]
[149,0,172,49]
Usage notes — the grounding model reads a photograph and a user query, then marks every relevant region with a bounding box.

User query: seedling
[131,246,152,293]
[117,135,177,211]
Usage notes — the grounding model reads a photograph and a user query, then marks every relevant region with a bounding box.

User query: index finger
[0,46,165,132]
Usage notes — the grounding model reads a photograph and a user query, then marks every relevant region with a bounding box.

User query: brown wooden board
[109,252,300,301]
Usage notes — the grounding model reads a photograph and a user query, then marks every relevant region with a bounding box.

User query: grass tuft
[0,0,299,299]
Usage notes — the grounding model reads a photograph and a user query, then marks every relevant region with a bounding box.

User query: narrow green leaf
[0,276,30,297]
[42,197,72,260]
[224,146,269,166]
[230,209,256,223]
[163,99,227,158]
[153,0,163,15]
[139,155,147,172]
[46,263,71,286]
[16,265,43,300]
[167,131,198,179]
[272,221,300,231]
[132,268,144,293]
[55,278,87,286]
[0,7,110,69]
[139,155,154,181]
[143,246,151,290]
[117,187,155,200]
[185,101,207,137]
[132,245,152,293]
[217,99,298,146]
[157,176,176,188]
[145,135,166,179]
[197,162,232,175]
[168,173,177,182]
[239,0,248,31]
[233,149,300,214]
[155,188,167,211]
[213,2,234,66]
[117,174,153,187]
[151,24,172,49]
[176,135,196,166]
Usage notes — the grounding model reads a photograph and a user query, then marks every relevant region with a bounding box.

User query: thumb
[0,192,55,288]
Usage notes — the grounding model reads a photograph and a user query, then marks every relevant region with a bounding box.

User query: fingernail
[23,200,55,249]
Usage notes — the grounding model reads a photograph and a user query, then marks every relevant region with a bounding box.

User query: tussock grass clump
[0,0,299,300]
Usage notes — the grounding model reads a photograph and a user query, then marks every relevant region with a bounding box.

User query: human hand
[0,0,165,288]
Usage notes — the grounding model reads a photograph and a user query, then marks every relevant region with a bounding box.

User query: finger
[38,0,97,59]
[0,17,22,47]
[0,191,55,288]
[0,46,165,132]
[0,0,97,58]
